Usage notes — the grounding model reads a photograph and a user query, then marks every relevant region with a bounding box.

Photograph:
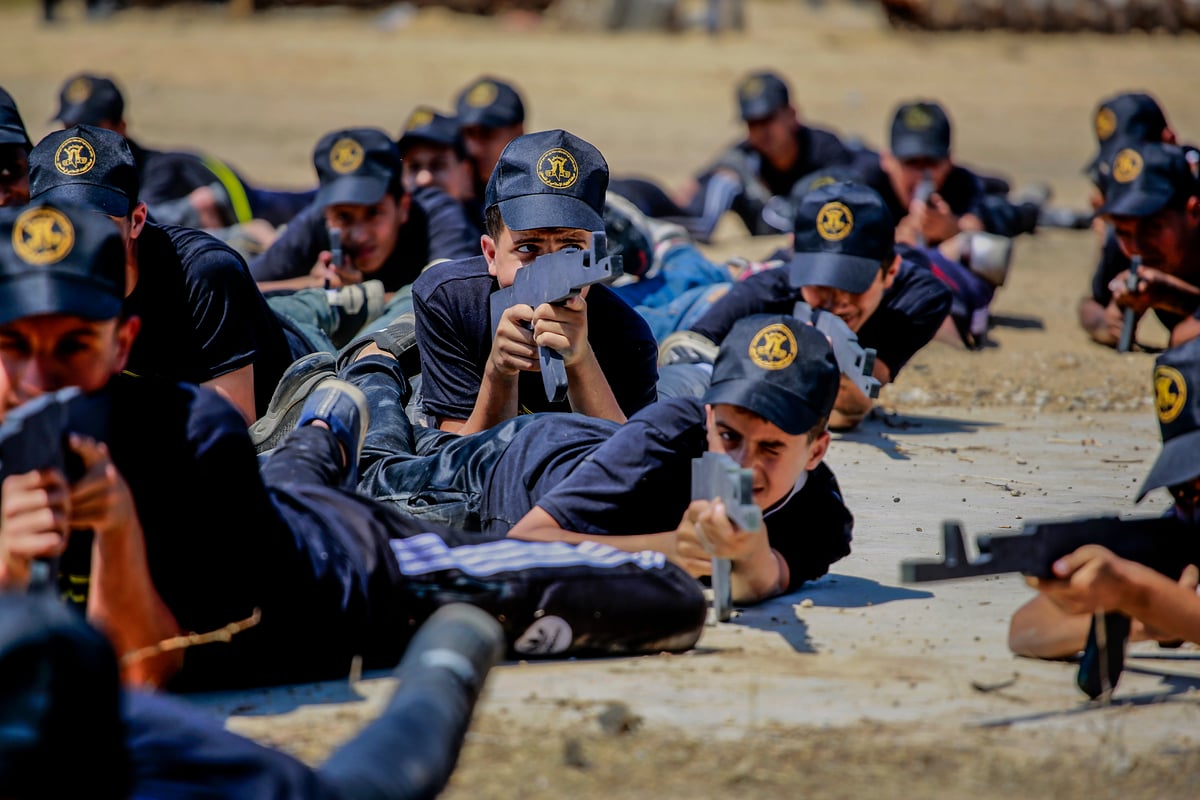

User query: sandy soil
[6,1,1200,796]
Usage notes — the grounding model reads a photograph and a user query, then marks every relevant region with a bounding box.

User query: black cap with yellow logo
[788,181,895,295]
[0,201,126,326]
[312,128,400,209]
[397,106,461,155]
[702,314,839,436]
[484,129,608,232]
[890,101,952,161]
[52,73,125,128]
[0,87,31,149]
[1098,141,1198,217]
[29,125,139,217]
[1139,337,1200,501]
[455,76,525,129]
[736,71,789,122]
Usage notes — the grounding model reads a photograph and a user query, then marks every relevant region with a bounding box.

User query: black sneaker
[249,351,337,454]
[297,377,370,490]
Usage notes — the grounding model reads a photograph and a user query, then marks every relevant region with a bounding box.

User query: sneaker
[297,377,370,490]
[336,312,420,379]
[605,191,690,279]
[249,351,337,454]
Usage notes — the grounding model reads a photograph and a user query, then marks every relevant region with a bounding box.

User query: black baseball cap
[0,592,130,798]
[736,71,790,122]
[788,181,896,294]
[53,73,125,127]
[313,128,400,208]
[0,87,31,149]
[0,202,127,325]
[702,314,839,436]
[1086,92,1169,186]
[1098,142,1198,217]
[397,106,461,154]
[1139,337,1200,501]
[455,76,525,129]
[890,101,952,161]
[484,129,608,232]
[29,125,139,217]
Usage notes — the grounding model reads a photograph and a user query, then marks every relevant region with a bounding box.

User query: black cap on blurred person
[0,87,31,149]
[53,73,125,127]
[890,101,952,161]
[29,125,139,217]
[455,76,525,129]
[1098,142,1199,218]
[312,128,401,208]
[398,107,462,155]
[736,70,790,122]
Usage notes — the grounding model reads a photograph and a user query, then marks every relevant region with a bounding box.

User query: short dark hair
[484,204,506,240]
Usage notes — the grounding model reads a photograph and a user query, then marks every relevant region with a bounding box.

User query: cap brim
[1099,189,1171,218]
[0,274,122,327]
[702,378,819,436]
[494,193,603,233]
[739,103,777,122]
[0,127,29,147]
[34,184,131,217]
[892,136,949,161]
[316,175,389,209]
[398,132,456,153]
[1137,428,1200,502]
[788,251,880,294]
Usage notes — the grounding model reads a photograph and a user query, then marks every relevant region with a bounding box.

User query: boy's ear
[805,430,831,471]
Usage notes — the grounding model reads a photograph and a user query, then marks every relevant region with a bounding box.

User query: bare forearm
[566,351,626,424]
[456,364,520,435]
[1117,562,1200,644]
[730,547,787,604]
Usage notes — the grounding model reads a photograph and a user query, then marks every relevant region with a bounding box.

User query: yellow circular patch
[405,108,434,131]
[816,201,854,242]
[903,105,933,131]
[53,137,96,177]
[1155,365,1187,424]
[1112,148,1143,184]
[466,81,497,109]
[536,148,579,190]
[329,138,364,175]
[12,207,75,266]
[1095,107,1117,141]
[748,323,797,371]
[64,76,92,104]
[739,76,764,100]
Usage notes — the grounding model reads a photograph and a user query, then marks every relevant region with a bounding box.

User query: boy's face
[705,403,829,511]
[745,107,798,166]
[322,194,407,275]
[482,224,591,288]
[401,142,473,202]
[0,145,29,208]
[1108,201,1199,274]
[799,256,899,332]
[0,313,136,420]
[882,153,952,207]
[461,122,523,184]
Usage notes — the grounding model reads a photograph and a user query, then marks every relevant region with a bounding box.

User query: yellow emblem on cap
[748,323,797,371]
[810,176,837,191]
[406,108,434,131]
[53,137,96,177]
[1112,148,1143,184]
[816,201,854,242]
[903,105,933,131]
[12,207,75,266]
[329,138,364,175]
[739,76,764,100]
[1155,365,1187,424]
[466,81,498,109]
[1095,107,1117,142]
[64,76,92,104]
[536,148,579,190]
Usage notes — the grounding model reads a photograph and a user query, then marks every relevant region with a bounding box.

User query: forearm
[456,363,519,435]
[1078,297,1120,346]
[203,364,257,425]
[565,350,626,424]
[831,375,872,430]
[88,525,184,687]
[730,546,787,604]
[256,275,324,294]
[1116,561,1200,645]
[1007,594,1089,658]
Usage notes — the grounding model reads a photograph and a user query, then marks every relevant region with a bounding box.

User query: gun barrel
[1116,256,1141,353]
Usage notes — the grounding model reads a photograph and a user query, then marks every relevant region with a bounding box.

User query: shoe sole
[249,353,337,453]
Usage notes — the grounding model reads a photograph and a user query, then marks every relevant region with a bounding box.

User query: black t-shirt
[689,256,951,378]
[857,160,991,231]
[413,255,659,422]
[700,126,858,235]
[124,223,294,420]
[485,397,852,591]
[248,186,478,292]
[57,376,404,691]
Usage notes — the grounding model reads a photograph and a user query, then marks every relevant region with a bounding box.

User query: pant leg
[267,290,340,356]
[388,532,707,657]
[635,281,733,342]
[346,284,414,343]
[614,243,732,311]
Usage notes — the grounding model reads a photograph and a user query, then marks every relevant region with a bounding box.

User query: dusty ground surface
[6,0,1200,796]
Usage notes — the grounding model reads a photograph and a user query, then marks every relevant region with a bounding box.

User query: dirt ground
[6,0,1200,796]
